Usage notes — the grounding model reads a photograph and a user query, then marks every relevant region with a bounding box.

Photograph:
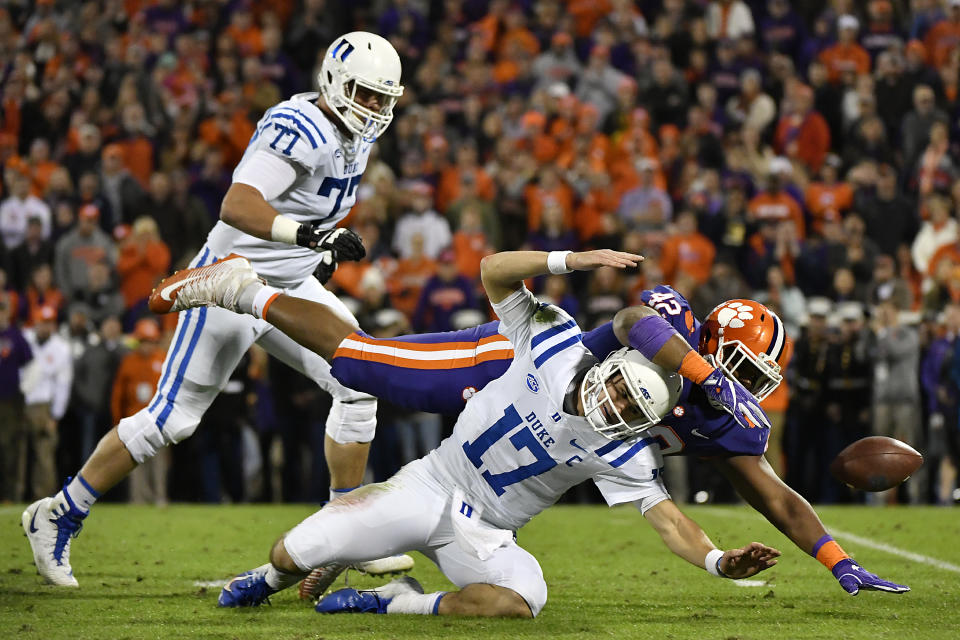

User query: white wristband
[547,250,573,275]
[271,215,301,245]
[705,549,727,578]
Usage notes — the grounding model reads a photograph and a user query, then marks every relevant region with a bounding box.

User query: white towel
[450,488,513,560]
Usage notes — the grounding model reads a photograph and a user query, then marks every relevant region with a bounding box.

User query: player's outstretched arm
[642,499,780,579]
[480,249,642,304]
[714,455,909,595]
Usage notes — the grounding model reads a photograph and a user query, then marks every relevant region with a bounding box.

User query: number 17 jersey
[424,287,670,532]
[206,92,372,288]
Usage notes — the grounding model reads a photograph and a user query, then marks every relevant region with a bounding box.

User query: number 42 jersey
[206,92,372,288]
[424,287,670,533]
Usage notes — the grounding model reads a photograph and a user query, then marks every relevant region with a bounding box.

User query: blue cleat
[218,564,277,607]
[315,588,390,614]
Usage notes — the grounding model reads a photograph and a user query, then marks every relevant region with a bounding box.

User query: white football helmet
[318,32,404,144]
[580,348,683,441]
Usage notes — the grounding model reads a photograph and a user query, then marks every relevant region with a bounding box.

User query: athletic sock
[61,474,99,515]
[385,592,446,615]
[238,281,279,318]
[264,565,302,591]
[329,486,359,503]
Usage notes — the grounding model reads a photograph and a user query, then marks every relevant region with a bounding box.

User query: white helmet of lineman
[580,348,683,441]
[318,31,404,144]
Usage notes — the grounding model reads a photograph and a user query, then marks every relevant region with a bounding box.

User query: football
[830,436,924,492]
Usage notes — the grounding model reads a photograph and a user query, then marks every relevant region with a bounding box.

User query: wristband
[705,549,729,578]
[547,250,573,274]
[271,215,301,245]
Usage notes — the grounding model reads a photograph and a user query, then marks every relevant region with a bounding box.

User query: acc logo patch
[672,406,685,417]
[526,374,539,394]
[462,386,477,401]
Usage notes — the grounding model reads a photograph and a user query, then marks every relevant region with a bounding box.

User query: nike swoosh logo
[691,428,710,439]
[569,439,587,452]
[29,506,39,533]
[160,274,204,301]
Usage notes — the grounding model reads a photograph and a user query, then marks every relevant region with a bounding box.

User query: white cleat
[369,575,424,599]
[22,497,83,587]
[148,253,262,314]
[352,554,415,576]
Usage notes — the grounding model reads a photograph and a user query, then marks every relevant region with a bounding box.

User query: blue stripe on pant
[147,248,211,427]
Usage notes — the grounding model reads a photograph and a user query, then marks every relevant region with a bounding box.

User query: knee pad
[117,410,172,464]
[118,381,211,463]
[325,396,377,444]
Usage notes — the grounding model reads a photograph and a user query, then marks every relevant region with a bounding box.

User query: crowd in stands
[1,0,960,507]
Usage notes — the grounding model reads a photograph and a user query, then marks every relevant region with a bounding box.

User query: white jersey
[206,92,372,288]
[424,287,669,532]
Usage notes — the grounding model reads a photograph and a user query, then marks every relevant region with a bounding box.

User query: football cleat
[352,553,415,576]
[314,576,423,614]
[218,564,277,607]
[298,562,347,601]
[315,588,390,614]
[148,253,262,314]
[21,495,85,587]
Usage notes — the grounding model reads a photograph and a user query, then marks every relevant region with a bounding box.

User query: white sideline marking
[194,579,229,588]
[828,528,960,574]
[733,579,768,587]
[697,507,960,574]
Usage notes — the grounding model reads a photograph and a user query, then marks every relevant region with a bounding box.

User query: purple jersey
[330,286,768,457]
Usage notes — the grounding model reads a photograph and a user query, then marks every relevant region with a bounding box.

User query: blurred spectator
[774,84,831,174]
[389,234,437,319]
[393,183,452,260]
[8,215,54,291]
[450,205,495,281]
[532,32,581,92]
[112,318,166,505]
[921,303,960,504]
[99,143,146,228]
[526,200,577,253]
[583,266,627,329]
[141,171,211,268]
[116,216,171,324]
[725,69,776,135]
[74,261,125,326]
[754,264,806,339]
[804,154,852,236]
[660,210,715,286]
[747,158,805,237]
[924,0,960,68]
[618,157,672,231]
[412,249,477,333]
[912,193,958,276]
[1,169,51,249]
[868,300,925,504]
[914,120,957,196]
[20,305,72,500]
[819,15,871,84]
[901,84,949,168]
[63,124,102,185]
[706,0,755,40]
[575,44,627,123]
[24,263,63,326]
[0,296,32,502]
[72,315,125,460]
[869,254,913,310]
[855,165,918,257]
[53,204,116,302]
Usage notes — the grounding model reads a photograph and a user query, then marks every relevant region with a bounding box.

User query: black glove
[314,250,337,285]
[296,225,366,262]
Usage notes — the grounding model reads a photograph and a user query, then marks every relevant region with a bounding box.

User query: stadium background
[0,0,958,509]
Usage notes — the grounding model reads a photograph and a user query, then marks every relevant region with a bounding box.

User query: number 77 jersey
[423,287,670,532]
[205,92,371,288]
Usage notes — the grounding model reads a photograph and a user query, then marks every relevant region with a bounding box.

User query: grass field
[2,503,959,639]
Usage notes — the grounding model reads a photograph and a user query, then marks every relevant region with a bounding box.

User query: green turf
[2,503,959,639]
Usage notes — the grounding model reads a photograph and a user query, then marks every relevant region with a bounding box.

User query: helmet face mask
[319,32,404,145]
[714,336,782,401]
[580,348,682,441]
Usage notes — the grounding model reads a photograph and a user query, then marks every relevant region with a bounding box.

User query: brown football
[830,436,924,492]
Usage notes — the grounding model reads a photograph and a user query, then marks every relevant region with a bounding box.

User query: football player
[22,32,413,587]
[150,244,909,597]
[152,248,780,617]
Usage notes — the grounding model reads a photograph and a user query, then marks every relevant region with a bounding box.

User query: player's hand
[831,559,910,595]
[296,226,366,261]
[565,249,643,271]
[314,250,337,285]
[700,366,771,430]
[720,542,781,579]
